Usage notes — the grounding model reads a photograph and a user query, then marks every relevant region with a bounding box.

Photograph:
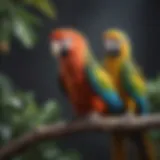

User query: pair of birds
[49,28,155,160]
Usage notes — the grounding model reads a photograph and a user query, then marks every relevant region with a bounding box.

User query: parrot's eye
[104,40,120,50]
[104,40,120,57]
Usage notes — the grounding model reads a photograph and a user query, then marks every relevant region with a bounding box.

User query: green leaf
[12,16,37,48]
[6,96,23,110]
[0,18,12,45]
[24,0,57,18]
[151,131,160,140]
[0,0,9,13]
[64,150,82,160]
[0,74,81,160]
[0,125,12,142]
[35,100,60,126]
[43,147,62,159]
[16,7,42,26]
[0,74,13,104]
[147,75,160,113]
[0,74,13,90]
[23,96,39,120]
[22,92,36,105]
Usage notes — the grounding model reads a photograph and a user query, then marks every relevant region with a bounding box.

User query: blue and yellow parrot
[102,28,155,160]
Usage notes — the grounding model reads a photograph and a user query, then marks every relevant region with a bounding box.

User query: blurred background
[0,0,160,160]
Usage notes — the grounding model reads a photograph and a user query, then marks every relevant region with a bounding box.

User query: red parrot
[49,28,124,118]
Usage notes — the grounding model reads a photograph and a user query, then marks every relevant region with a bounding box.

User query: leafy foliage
[0,74,81,160]
[147,75,160,113]
[147,75,160,159]
[0,0,56,52]
[1,71,159,159]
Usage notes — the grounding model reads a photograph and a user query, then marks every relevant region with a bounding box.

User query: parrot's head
[103,28,131,60]
[49,28,88,67]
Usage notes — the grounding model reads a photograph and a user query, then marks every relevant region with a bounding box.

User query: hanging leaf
[0,18,12,41]
[0,18,12,52]
[12,16,37,48]
[0,0,56,50]
[23,0,57,18]
[16,7,42,26]
[0,0,9,13]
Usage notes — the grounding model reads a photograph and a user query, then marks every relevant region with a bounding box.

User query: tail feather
[110,132,127,160]
[130,131,156,160]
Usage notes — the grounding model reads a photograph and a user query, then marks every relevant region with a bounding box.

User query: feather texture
[120,62,149,114]
[85,62,124,113]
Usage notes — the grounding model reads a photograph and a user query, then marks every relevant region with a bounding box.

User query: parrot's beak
[50,41,62,57]
[104,39,120,57]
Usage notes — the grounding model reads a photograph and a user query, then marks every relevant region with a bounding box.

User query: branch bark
[0,114,160,160]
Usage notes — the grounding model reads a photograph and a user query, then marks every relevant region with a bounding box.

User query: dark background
[0,0,160,159]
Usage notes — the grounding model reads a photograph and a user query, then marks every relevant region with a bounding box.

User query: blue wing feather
[85,64,124,113]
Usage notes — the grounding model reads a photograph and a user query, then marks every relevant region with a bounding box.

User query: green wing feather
[120,61,149,113]
[85,53,124,113]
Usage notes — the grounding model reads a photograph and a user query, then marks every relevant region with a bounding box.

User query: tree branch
[0,114,160,159]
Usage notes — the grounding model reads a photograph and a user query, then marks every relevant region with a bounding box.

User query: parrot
[102,28,156,160]
[48,28,125,120]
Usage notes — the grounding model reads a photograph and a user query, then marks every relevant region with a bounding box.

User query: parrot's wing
[120,62,149,114]
[85,63,124,113]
